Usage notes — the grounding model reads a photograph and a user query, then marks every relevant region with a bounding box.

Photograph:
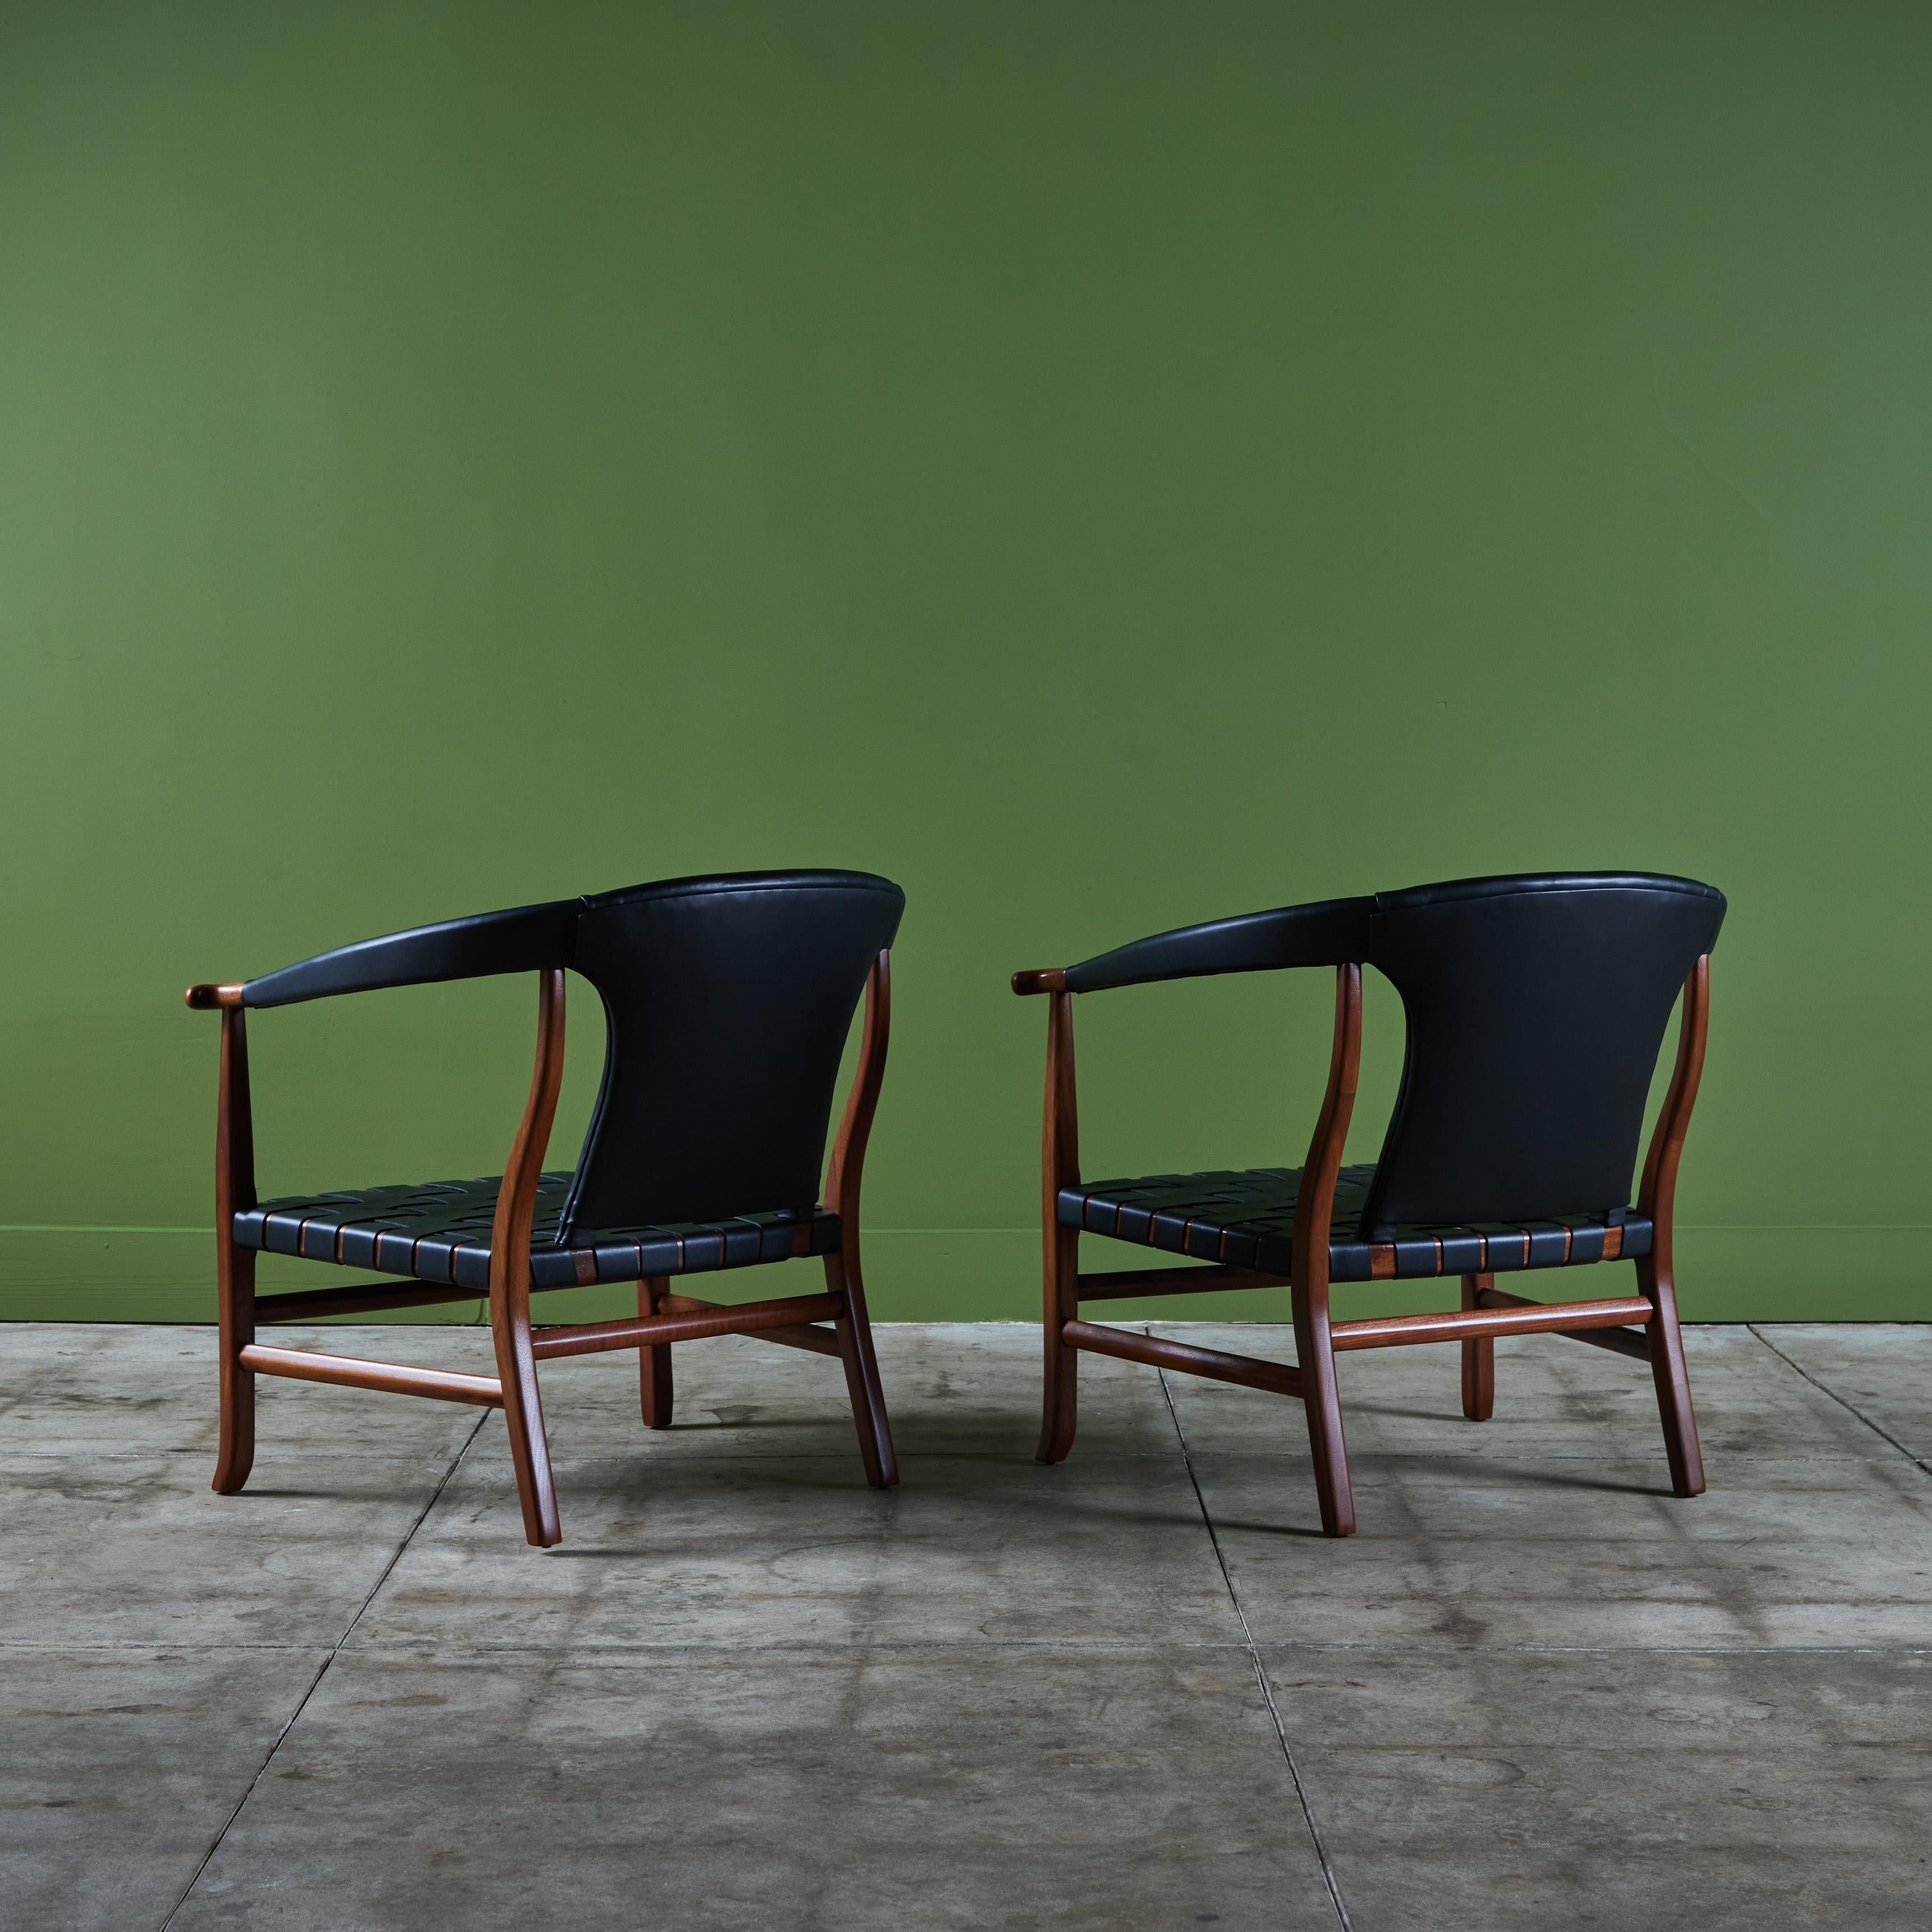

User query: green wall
[3,2,1929,1327]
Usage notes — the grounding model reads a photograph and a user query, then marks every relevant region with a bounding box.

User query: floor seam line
[154,1407,489,1931]
[1746,1325,1932,1482]
[1147,1329,1354,1932]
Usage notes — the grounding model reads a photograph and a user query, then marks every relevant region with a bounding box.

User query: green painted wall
[3,2,1929,1327]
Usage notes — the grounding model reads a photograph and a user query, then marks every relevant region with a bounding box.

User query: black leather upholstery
[235,869,905,1254]
[561,874,902,1238]
[1060,872,1724,1243]
[1356,875,1723,1236]
[1061,1166,1650,1282]
[234,1175,839,1292]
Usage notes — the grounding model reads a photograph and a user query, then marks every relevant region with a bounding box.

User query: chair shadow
[1198,1518,1332,1539]
[658,1416,806,1431]
[238,1488,423,1503]
[1200,1456,1677,1538]
[1490,1464,1676,1499]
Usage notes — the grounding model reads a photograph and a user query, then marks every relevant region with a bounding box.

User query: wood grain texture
[660,1292,843,1359]
[1476,1284,1653,1362]
[1331,1294,1655,1352]
[1291,964,1363,1537]
[487,969,568,1547]
[1460,1271,1495,1420]
[183,983,246,1010]
[1010,967,1068,995]
[638,1276,674,1428]
[211,1005,257,1494]
[530,1292,844,1360]
[1062,1321,1304,1399]
[825,951,898,1489]
[1637,956,1712,1498]
[1036,987,1083,1464]
[240,1344,503,1406]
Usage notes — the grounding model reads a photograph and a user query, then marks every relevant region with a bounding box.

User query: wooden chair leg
[826,1250,897,1489]
[1638,1255,1705,1497]
[212,1240,256,1493]
[1460,1271,1495,1422]
[489,1282,562,1547]
[1292,1280,1355,1537]
[638,1276,674,1429]
[1036,1224,1081,1463]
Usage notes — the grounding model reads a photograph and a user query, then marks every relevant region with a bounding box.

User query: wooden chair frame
[187,954,898,1547]
[1014,955,1712,1535]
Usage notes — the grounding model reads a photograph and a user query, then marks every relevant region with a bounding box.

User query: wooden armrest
[185,984,246,1010]
[1011,968,1068,996]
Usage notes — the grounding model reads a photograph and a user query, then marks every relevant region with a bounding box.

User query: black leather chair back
[1356,874,1724,1238]
[559,871,904,1238]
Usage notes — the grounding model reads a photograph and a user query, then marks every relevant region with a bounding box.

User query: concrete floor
[3,1321,1930,1931]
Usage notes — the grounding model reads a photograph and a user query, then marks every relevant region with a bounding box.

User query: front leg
[213,1240,256,1492]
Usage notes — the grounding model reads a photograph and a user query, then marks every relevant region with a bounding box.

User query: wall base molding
[2,1225,1926,1324]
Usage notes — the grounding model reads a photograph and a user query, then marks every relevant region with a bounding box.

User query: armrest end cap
[1011,968,1068,996]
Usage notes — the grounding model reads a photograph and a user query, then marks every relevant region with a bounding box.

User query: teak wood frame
[1016,955,1712,1535]
[188,953,899,1547]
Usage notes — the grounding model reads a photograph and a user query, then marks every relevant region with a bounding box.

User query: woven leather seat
[1060,1165,1649,1282]
[236,1174,840,1292]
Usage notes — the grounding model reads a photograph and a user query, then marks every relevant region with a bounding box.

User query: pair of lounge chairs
[185,867,1724,1547]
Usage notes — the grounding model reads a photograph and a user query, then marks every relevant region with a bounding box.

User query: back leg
[1639,1257,1705,1497]
[1292,1282,1356,1537]
[489,1276,562,1548]
[639,1276,674,1429]
[1460,1271,1494,1422]
[826,1251,896,1489]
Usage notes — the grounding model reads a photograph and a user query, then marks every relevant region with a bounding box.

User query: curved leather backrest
[560,871,904,1238]
[1357,873,1725,1236]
